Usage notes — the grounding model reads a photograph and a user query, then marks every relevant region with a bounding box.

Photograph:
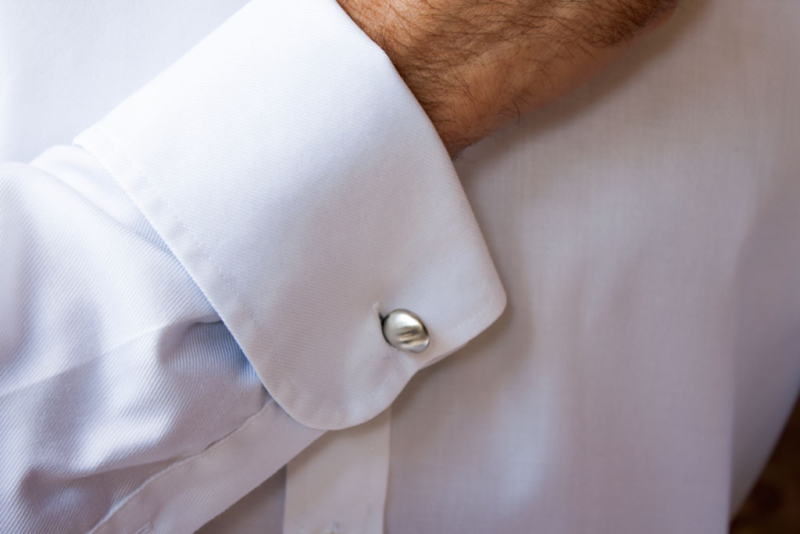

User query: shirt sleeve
[74,0,507,430]
[0,0,505,530]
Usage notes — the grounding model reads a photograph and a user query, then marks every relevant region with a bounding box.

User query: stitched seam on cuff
[77,125,260,329]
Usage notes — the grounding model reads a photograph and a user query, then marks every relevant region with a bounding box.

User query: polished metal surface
[381,309,430,354]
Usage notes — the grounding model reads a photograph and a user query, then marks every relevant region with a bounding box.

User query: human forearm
[338,0,678,155]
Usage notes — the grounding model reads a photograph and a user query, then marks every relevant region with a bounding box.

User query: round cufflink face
[382,309,430,354]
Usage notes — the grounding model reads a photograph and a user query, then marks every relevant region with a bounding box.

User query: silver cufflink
[381,309,430,354]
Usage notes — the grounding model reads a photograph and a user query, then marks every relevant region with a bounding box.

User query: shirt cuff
[74,0,506,430]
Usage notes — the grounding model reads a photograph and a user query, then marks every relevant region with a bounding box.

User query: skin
[337,0,679,155]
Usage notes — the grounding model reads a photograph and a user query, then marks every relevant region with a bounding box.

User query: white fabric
[0,0,503,531]
[1,0,799,533]
[214,2,800,533]
[89,400,321,534]
[73,0,506,432]
[284,409,391,534]
[384,2,800,532]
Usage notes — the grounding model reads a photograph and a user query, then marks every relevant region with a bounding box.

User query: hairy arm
[338,0,678,155]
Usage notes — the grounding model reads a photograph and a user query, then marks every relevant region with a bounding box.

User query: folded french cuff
[75,0,506,430]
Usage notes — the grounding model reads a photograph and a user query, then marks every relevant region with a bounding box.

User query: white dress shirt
[1,0,798,533]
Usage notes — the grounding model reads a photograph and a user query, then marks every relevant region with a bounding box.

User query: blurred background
[731,400,800,533]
